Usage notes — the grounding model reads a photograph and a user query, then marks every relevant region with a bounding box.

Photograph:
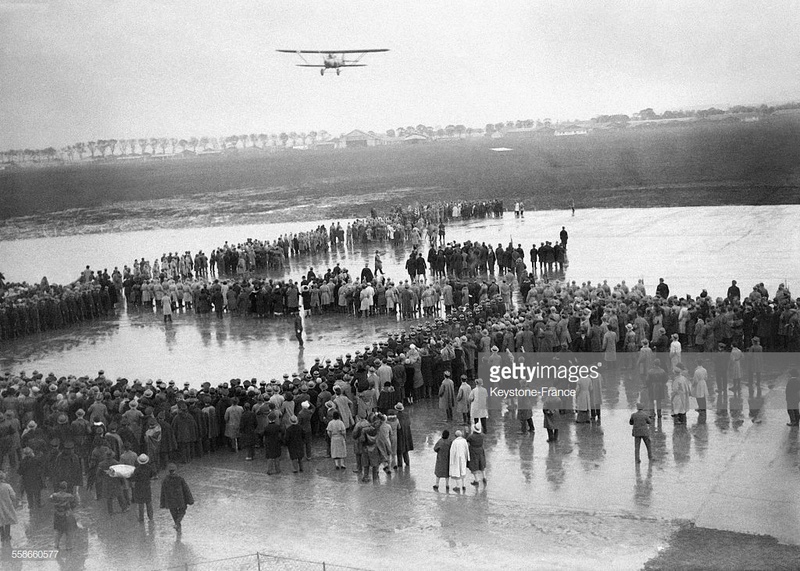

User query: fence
[157,552,371,571]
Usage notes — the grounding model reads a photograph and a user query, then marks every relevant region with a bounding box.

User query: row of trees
[4,101,800,164]
[598,101,800,124]
[0,131,335,164]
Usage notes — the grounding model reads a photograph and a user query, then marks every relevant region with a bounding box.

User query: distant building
[403,133,429,144]
[554,125,589,136]
[341,130,387,148]
[315,138,344,150]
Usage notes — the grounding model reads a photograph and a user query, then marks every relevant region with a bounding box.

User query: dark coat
[131,464,155,504]
[239,410,258,447]
[263,422,283,459]
[159,473,194,510]
[18,454,45,492]
[630,410,652,437]
[171,411,198,444]
[52,451,83,488]
[433,437,451,478]
[284,424,304,460]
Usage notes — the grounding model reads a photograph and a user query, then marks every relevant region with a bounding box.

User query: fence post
[322,562,326,571]
[256,552,261,571]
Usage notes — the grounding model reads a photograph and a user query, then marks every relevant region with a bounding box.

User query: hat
[166,463,177,472]
[289,415,298,424]
[26,420,37,429]
[137,454,149,464]
[63,441,75,449]
[267,412,278,422]
[491,346,499,352]
[636,402,645,410]
[301,401,310,409]
[57,414,68,425]
[394,403,404,411]
[473,423,482,433]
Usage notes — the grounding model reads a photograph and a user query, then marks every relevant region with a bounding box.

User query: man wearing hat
[629,402,653,463]
[160,464,193,533]
[131,454,155,522]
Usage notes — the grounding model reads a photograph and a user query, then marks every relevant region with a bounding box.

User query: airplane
[276,49,389,75]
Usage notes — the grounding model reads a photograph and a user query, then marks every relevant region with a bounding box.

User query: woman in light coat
[448,430,470,492]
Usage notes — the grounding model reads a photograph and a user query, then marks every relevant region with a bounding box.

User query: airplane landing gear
[336,69,340,76]
[320,69,324,76]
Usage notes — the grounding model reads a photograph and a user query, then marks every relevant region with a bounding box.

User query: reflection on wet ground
[1,393,769,571]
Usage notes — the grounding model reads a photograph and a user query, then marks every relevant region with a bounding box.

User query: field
[1,116,799,236]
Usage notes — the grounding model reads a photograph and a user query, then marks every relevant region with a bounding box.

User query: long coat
[438,378,455,410]
[469,386,489,419]
[0,482,17,526]
[263,422,283,459]
[238,410,258,448]
[448,436,470,479]
[284,424,304,460]
[576,376,591,412]
[466,432,486,472]
[224,405,243,439]
[171,412,198,444]
[671,375,691,414]
[131,463,155,504]
[159,473,194,510]
[433,436,451,478]
[456,382,471,414]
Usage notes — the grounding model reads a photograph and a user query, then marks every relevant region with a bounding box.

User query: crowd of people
[1,261,800,546]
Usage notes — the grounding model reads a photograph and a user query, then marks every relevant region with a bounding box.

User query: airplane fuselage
[323,55,342,69]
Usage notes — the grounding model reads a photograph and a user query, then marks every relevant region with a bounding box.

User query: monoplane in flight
[276,49,389,75]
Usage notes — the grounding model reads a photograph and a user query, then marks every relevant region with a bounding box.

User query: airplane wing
[295,64,325,67]
[339,64,367,67]
[277,49,389,54]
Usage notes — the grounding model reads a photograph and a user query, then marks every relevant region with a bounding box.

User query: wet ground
[2,204,800,569]
[2,384,800,571]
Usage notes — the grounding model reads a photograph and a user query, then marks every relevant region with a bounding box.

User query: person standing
[576,374,591,424]
[223,398,243,452]
[294,313,304,347]
[469,378,489,433]
[467,423,487,487]
[590,371,603,422]
[284,416,305,473]
[52,441,82,495]
[438,371,455,421]
[785,369,800,427]
[671,364,691,425]
[0,471,17,544]
[131,454,155,522]
[432,430,451,491]
[17,447,44,509]
[692,361,709,416]
[456,376,472,424]
[263,412,283,475]
[630,403,653,463]
[160,463,194,533]
[239,402,258,461]
[448,430,470,493]
[543,393,562,443]
[50,481,77,551]
[326,411,347,470]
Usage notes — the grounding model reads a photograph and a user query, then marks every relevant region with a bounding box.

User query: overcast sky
[1,0,799,149]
